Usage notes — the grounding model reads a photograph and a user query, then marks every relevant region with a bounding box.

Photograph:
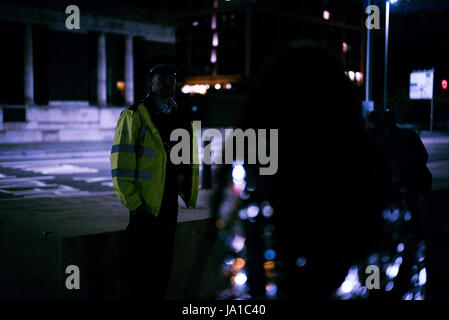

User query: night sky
[394,0,449,12]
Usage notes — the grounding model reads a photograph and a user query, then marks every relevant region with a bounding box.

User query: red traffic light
[442,79,448,90]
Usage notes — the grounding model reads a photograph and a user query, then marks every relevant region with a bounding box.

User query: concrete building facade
[0,2,176,143]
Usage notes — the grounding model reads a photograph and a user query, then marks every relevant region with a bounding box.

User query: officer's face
[150,72,176,97]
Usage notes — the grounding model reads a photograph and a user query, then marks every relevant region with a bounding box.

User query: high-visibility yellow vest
[110,101,199,216]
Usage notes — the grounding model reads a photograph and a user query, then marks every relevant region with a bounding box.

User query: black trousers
[126,190,179,300]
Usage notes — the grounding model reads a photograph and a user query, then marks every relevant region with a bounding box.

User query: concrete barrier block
[62,231,128,300]
[0,225,63,299]
[0,218,226,300]
[168,219,228,299]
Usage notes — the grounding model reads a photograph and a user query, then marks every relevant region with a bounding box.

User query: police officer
[111,61,199,300]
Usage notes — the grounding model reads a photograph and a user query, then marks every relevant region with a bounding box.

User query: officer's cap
[148,63,177,77]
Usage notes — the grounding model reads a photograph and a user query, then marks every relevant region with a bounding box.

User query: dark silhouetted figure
[211,41,387,299]
[366,111,384,141]
[377,109,432,298]
[380,109,432,233]
[363,111,395,208]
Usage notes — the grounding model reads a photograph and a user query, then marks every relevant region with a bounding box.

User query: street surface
[0,134,448,299]
[0,142,116,201]
[0,141,210,226]
[0,135,447,200]
[422,135,449,190]
[0,135,447,230]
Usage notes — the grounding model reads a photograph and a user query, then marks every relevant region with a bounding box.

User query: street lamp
[364,0,372,114]
[384,0,399,110]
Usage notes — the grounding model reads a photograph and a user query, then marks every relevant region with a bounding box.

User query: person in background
[380,109,431,236]
[366,110,384,141]
[374,109,432,298]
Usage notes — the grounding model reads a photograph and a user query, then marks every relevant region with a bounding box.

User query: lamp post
[365,0,372,104]
[384,0,398,110]
[363,0,374,118]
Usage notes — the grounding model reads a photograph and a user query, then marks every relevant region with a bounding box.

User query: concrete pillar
[97,33,107,107]
[124,35,134,105]
[24,23,34,105]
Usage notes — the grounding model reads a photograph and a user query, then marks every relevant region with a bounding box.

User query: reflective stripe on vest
[111,144,135,153]
[141,148,156,157]
[111,144,155,158]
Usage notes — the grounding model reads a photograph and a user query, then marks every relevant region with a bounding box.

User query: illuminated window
[212,32,219,47]
[211,15,217,29]
[348,71,355,81]
[116,81,125,91]
[181,84,208,95]
[211,48,217,63]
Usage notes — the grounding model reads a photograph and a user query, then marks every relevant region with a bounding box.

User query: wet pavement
[0,132,448,299]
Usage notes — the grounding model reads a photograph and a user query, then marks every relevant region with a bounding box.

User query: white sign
[410,70,434,100]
